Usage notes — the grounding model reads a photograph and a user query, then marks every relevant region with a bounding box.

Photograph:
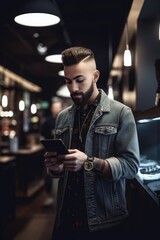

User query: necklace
[78,106,95,143]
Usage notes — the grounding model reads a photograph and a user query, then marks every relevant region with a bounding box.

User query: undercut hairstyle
[61,46,95,66]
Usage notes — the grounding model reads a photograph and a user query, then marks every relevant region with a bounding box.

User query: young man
[44,47,140,240]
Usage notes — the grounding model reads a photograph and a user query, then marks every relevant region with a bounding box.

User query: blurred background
[1,0,160,239]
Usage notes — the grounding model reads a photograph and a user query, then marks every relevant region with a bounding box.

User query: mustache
[71,91,83,97]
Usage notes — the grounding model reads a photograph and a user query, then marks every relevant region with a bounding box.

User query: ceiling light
[56,85,70,98]
[14,0,61,27]
[45,54,62,63]
[107,78,114,100]
[123,22,132,67]
[108,85,114,100]
[37,43,48,55]
[31,104,37,114]
[45,43,70,63]
[2,94,8,108]
[19,100,25,111]
[58,70,64,76]
[124,48,132,67]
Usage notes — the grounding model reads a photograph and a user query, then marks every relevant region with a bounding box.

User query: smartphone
[40,139,69,154]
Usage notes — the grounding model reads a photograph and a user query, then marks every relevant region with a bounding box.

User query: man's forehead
[64,74,84,81]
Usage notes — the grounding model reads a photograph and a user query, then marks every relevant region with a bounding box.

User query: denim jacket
[53,89,140,232]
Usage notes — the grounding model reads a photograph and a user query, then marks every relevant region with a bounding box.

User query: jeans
[52,219,129,240]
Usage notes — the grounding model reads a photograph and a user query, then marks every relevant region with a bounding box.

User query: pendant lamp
[58,70,64,76]
[45,54,62,63]
[14,0,61,27]
[123,22,132,67]
[45,43,69,63]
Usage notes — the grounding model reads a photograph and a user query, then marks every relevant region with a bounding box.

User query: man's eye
[76,78,84,82]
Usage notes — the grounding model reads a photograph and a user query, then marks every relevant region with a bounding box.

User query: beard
[70,82,94,106]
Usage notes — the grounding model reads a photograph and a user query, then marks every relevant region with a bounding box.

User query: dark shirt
[60,93,100,230]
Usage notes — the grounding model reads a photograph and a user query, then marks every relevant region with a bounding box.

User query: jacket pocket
[93,125,117,158]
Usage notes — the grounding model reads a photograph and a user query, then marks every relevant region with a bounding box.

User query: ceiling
[0,0,133,101]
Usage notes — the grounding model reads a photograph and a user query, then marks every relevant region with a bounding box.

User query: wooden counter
[0,155,16,169]
[14,144,45,200]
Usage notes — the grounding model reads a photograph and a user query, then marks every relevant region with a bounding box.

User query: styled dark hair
[61,46,95,66]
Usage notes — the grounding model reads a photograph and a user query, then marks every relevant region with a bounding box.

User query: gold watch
[84,156,94,171]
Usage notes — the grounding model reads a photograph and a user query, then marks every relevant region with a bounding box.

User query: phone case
[40,139,68,154]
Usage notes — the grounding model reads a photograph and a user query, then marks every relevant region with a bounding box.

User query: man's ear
[94,70,100,82]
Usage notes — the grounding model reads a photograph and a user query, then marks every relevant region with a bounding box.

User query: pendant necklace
[78,107,94,143]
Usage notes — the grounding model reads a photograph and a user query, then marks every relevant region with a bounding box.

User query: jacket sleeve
[107,106,140,180]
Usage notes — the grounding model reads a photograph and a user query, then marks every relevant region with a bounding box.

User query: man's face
[64,60,98,106]
[70,80,94,106]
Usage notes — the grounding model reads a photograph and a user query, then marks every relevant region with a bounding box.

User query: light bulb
[2,94,8,108]
[19,100,25,111]
[124,49,132,67]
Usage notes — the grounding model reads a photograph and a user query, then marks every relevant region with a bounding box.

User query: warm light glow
[56,85,70,98]
[31,104,37,114]
[2,95,8,108]
[10,130,16,139]
[14,13,60,27]
[45,54,62,63]
[0,111,13,117]
[31,116,39,123]
[19,100,25,111]
[124,22,132,67]
[37,43,48,55]
[0,66,41,92]
[123,48,132,67]
[108,85,114,99]
[58,70,64,76]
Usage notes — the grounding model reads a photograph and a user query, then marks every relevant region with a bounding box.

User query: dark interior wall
[136,19,159,111]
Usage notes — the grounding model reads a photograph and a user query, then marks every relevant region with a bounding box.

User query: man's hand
[44,149,87,172]
[62,149,87,172]
[44,151,63,173]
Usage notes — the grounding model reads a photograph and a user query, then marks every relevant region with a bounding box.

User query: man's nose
[69,81,79,92]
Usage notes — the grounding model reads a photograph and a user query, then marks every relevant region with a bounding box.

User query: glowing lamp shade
[58,70,64,76]
[31,104,37,114]
[123,22,132,67]
[14,0,61,27]
[19,100,25,111]
[56,85,70,98]
[123,48,132,67]
[45,54,62,63]
[2,95,8,108]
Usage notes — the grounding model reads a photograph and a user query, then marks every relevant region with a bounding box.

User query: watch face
[84,160,93,171]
